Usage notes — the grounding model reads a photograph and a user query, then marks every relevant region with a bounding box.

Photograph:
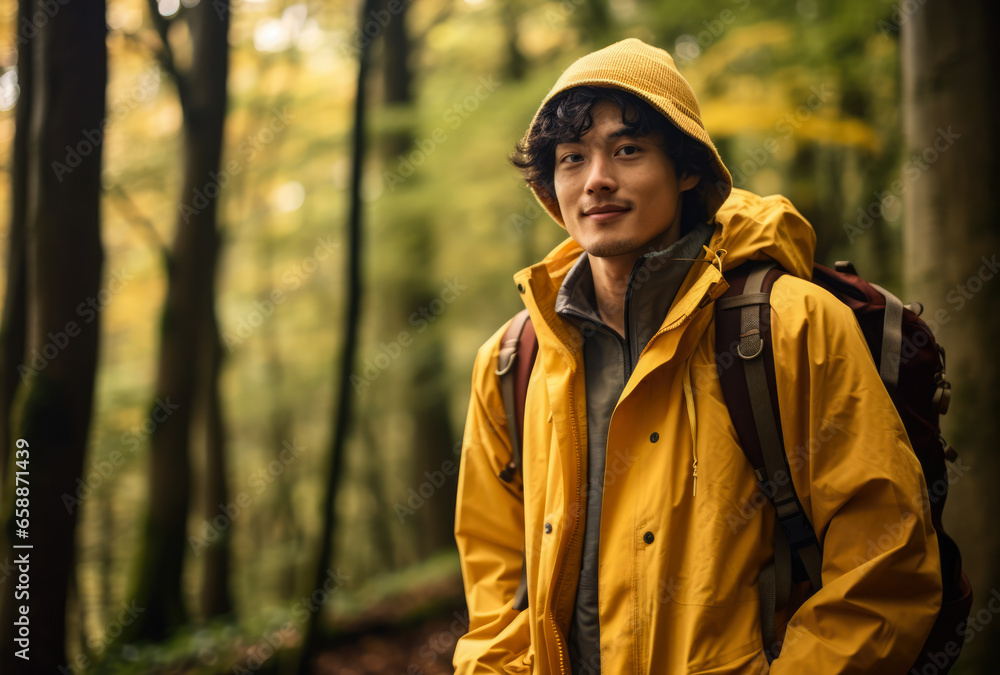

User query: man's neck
[590,254,639,337]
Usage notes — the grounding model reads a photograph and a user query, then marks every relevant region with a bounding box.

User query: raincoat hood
[520,38,733,227]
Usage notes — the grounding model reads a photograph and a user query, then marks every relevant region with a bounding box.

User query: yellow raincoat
[454,188,942,674]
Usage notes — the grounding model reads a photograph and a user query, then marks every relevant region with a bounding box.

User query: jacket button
[643,531,654,544]
[544,522,552,534]
[649,432,659,443]
[517,283,525,294]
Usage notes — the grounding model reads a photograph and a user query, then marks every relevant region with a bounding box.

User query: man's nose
[584,155,617,194]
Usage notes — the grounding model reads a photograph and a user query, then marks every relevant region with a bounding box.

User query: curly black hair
[510,86,712,230]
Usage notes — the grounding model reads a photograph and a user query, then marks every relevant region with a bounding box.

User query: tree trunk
[409,336,458,556]
[377,0,458,560]
[0,0,106,669]
[293,0,377,669]
[0,0,33,495]
[126,0,230,641]
[501,0,527,81]
[902,2,1000,672]
[196,308,233,618]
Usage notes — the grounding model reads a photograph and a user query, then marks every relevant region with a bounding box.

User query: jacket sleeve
[767,277,943,674]
[453,326,533,674]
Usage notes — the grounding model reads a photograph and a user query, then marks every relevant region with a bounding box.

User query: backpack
[495,259,973,671]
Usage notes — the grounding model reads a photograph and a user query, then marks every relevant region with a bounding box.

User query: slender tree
[0,0,106,669]
[125,0,231,639]
[501,0,527,81]
[377,0,458,559]
[902,2,1000,671]
[293,0,378,668]
[0,0,33,497]
[194,306,234,618]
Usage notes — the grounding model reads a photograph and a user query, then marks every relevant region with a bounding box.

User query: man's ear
[679,172,701,192]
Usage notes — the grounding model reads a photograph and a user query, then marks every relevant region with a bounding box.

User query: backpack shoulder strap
[715,261,822,661]
[496,308,537,484]
[495,308,537,611]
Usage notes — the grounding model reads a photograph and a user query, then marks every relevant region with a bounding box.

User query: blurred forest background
[0,0,996,672]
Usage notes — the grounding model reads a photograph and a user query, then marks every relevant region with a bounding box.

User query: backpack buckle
[932,372,951,415]
[738,329,763,359]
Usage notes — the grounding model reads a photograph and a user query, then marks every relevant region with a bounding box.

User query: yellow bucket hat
[521,38,733,227]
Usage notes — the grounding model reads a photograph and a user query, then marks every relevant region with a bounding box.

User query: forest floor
[307,552,465,675]
[310,603,465,675]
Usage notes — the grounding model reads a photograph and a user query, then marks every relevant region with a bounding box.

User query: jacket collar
[553,222,715,363]
[513,188,818,362]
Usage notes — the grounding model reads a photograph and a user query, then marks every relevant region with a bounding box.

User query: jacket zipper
[622,256,647,381]
[531,251,724,673]
[531,310,583,675]
[551,363,582,675]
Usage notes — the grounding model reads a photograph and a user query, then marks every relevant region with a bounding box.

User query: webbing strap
[496,310,531,483]
[496,310,532,610]
[871,283,903,394]
[717,292,771,311]
[720,262,824,662]
[798,541,823,590]
[739,264,802,663]
[758,561,777,661]
[739,266,791,534]
[760,523,793,662]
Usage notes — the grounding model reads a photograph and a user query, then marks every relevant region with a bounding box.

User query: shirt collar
[555,222,715,345]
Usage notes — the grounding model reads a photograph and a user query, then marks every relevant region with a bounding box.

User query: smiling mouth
[583,206,630,221]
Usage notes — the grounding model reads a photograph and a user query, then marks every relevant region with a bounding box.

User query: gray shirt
[555,222,714,674]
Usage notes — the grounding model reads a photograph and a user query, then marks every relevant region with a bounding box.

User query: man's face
[553,99,700,260]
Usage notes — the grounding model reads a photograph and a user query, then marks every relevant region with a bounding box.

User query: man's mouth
[582,204,630,220]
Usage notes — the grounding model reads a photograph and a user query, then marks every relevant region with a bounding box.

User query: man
[453,38,941,674]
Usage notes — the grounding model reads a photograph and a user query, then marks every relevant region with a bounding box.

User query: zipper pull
[692,458,698,497]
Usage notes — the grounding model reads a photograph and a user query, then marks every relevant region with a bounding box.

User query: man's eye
[617,145,639,156]
[561,153,584,163]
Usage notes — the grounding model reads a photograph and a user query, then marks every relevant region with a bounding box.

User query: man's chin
[582,238,640,259]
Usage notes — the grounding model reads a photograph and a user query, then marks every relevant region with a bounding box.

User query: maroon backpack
[714,260,971,668]
[496,260,972,669]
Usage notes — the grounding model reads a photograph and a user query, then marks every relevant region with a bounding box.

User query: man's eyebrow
[606,126,640,140]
